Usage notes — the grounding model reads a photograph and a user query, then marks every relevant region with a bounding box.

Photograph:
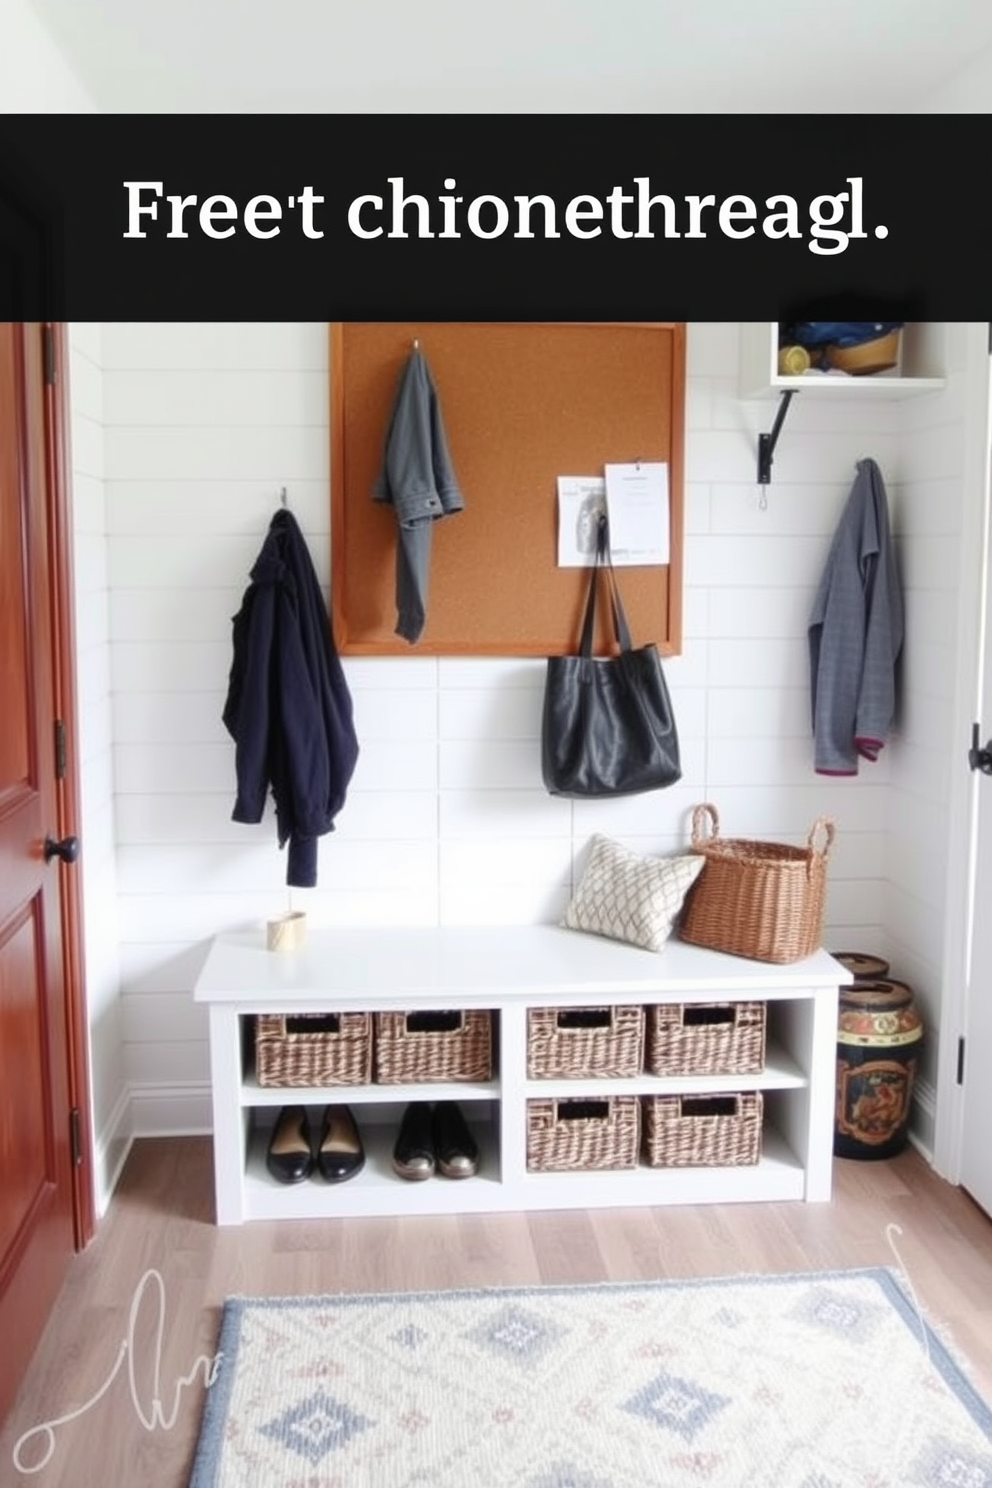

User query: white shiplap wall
[884,323,989,1154]
[99,321,913,1136]
[68,322,128,1212]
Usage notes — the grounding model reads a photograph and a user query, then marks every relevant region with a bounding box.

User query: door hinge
[69,1107,83,1166]
[969,723,992,774]
[43,325,56,386]
[957,1037,966,1086]
[54,718,67,780]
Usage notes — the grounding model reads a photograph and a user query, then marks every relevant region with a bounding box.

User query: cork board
[329,322,685,656]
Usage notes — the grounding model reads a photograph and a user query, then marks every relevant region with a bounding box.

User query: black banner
[0,114,984,320]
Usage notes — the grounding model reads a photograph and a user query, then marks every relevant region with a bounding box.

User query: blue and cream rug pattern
[188,1269,992,1487]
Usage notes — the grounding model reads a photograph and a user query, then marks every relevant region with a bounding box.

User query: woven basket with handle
[678,803,835,964]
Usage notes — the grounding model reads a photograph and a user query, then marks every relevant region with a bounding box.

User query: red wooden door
[0,322,77,1422]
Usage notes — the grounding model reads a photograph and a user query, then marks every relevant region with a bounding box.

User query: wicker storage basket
[643,1091,763,1168]
[255,1011,373,1087]
[646,1001,766,1076]
[374,1009,492,1084]
[679,803,835,964]
[527,1005,644,1080]
[526,1095,640,1172]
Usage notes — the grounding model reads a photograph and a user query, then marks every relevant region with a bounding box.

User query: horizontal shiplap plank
[570,787,701,843]
[115,840,438,896]
[438,739,547,792]
[112,641,236,692]
[707,686,810,739]
[685,323,739,378]
[709,482,849,537]
[107,479,330,536]
[114,742,236,795]
[102,321,328,371]
[104,368,328,427]
[125,1038,211,1087]
[107,532,330,589]
[70,409,105,481]
[686,533,832,590]
[708,586,813,639]
[439,790,570,839]
[112,690,230,745]
[105,424,328,483]
[110,587,243,644]
[707,636,807,690]
[898,533,963,593]
[115,792,272,845]
[121,992,207,1044]
[351,688,437,742]
[695,783,890,839]
[655,643,709,690]
[113,789,436,845]
[439,686,542,741]
[706,733,870,789]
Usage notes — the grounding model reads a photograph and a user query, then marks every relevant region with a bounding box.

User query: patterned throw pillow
[562,834,705,952]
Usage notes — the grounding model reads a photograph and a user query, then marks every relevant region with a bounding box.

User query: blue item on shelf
[786,321,904,349]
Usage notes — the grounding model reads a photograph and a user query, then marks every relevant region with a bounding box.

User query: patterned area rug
[188,1269,992,1488]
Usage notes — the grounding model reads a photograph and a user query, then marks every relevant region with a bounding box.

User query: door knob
[44,834,79,865]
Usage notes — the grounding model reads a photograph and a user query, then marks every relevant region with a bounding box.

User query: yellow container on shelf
[778,344,811,376]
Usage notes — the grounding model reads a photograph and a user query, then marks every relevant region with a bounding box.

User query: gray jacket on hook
[372,347,464,644]
[808,457,904,774]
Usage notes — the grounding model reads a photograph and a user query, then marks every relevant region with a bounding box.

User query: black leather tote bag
[541,516,681,798]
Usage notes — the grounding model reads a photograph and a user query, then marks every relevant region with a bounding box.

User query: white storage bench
[193,924,850,1226]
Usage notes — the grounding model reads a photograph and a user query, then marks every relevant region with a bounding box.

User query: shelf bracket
[757,389,797,485]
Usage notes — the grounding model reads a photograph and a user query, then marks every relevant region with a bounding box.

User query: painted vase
[834,979,923,1160]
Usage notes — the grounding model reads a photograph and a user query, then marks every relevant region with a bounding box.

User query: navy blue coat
[223,509,359,887]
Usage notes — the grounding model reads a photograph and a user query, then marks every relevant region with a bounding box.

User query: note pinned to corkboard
[329,322,685,657]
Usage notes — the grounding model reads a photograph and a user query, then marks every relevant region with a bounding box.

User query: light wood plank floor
[3,1137,992,1487]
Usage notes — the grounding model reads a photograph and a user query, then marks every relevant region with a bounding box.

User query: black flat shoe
[433,1100,479,1179]
[392,1101,435,1181]
[317,1104,365,1183]
[266,1105,314,1184]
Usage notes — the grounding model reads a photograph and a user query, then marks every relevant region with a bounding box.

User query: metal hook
[280,486,288,508]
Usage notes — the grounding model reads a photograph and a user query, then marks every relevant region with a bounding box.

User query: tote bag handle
[578,514,633,657]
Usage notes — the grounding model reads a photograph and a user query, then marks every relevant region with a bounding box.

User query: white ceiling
[23,0,992,113]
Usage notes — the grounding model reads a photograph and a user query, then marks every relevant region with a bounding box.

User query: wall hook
[757,389,797,485]
[280,486,288,507]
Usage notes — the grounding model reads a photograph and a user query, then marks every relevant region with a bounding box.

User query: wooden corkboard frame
[330,322,685,656]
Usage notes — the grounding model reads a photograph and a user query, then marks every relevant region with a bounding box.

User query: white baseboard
[908,1076,936,1166]
[91,1085,133,1218]
[89,1082,212,1218]
[129,1080,213,1138]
